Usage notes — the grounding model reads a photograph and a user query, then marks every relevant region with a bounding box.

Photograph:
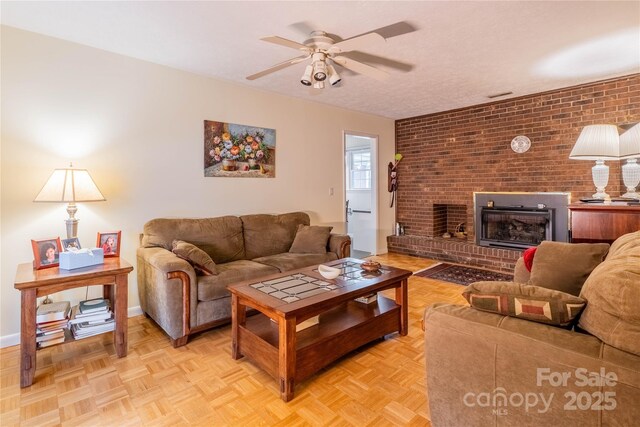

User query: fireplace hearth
[474,192,570,249]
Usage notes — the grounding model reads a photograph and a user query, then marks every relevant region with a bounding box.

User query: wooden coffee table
[228,258,412,401]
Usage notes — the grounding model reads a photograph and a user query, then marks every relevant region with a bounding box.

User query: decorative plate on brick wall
[511,135,531,153]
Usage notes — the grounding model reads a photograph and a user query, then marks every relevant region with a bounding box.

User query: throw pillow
[522,247,537,272]
[289,225,333,254]
[578,239,640,357]
[528,241,609,296]
[172,240,218,275]
[462,281,587,327]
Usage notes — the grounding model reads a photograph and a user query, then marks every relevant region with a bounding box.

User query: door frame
[342,130,379,255]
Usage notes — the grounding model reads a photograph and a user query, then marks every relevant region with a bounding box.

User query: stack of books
[69,298,115,340]
[36,301,70,348]
[354,293,377,304]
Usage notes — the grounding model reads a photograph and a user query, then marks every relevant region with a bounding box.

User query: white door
[344,132,377,258]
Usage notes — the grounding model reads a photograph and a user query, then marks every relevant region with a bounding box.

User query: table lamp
[569,124,620,199]
[34,163,106,238]
[619,123,640,199]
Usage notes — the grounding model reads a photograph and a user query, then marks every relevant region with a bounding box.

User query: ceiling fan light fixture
[327,64,341,86]
[248,27,397,87]
[300,65,313,86]
[313,60,327,81]
[313,81,325,89]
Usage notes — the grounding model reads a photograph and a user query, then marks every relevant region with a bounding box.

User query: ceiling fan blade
[361,21,418,39]
[246,55,310,80]
[328,32,385,54]
[332,56,389,81]
[260,36,311,51]
[340,51,414,72]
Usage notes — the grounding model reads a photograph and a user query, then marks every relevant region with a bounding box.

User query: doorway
[344,132,378,258]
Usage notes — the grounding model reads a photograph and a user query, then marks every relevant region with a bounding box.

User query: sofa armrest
[328,233,351,258]
[513,256,530,283]
[423,303,640,426]
[136,247,198,341]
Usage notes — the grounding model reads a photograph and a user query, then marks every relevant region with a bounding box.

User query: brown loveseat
[137,212,350,347]
[424,231,640,426]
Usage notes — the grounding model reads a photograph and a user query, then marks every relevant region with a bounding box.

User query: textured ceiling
[2,1,639,119]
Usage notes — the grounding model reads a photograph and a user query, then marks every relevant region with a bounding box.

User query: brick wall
[389,74,640,271]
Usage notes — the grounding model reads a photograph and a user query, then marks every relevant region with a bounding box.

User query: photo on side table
[31,237,62,269]
[61,237,82,251]
[96,231,121,258]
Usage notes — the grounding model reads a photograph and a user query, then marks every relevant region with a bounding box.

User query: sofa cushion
[241,212,310,260]
[578,232,640,356]
[197,260,279,302]
[462,281,586,327]
[142,216,245,263]
[253,252,338,273]
[289,225,333,254]
[528,241,609,296]
[607,230,640,260]
[172,240,217,275]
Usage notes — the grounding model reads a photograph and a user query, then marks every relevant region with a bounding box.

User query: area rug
[414,263,513,286]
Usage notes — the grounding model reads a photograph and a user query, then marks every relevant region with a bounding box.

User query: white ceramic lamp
[619,123,640,199]
[569,125,620,199]
[34,164,106,238]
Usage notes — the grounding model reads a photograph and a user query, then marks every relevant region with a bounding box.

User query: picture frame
[204,120,276,178]
[97,231,121,258]
[61,237,82,251]
[31,237,63,270]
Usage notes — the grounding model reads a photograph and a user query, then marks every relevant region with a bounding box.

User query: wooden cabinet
[569,203,640,244]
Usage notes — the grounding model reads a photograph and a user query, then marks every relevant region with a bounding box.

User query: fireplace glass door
[480,208,553,249]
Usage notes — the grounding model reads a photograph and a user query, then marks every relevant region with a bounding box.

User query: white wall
[0,26,396,343]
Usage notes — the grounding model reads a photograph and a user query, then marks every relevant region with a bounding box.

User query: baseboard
[0,305,144,349]
[128,305,143,317]
[0,333,20,349]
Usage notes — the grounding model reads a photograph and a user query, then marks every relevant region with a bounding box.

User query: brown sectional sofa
[424,231,640,426]
[137,212,350,347]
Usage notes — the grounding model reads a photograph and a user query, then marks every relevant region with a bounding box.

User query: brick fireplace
[388,74,640,273]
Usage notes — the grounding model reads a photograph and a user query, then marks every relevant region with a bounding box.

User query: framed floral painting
[204,120,276,178]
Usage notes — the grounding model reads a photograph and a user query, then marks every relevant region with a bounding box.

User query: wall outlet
[329,187,334,196]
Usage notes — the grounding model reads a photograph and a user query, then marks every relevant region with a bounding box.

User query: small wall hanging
[511,135,531,153]
[204,120,276,178]
[388,153,403,207]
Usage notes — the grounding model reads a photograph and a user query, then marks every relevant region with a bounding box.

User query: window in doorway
[347,149,371,190]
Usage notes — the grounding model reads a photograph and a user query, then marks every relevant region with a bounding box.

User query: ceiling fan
[246,30,391,89]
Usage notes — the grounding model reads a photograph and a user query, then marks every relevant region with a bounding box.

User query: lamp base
[591,160,609,200]
[622,191,640,199]
[592,190,609,199]
[65,219,78,239]
[66,202,78,238]
[622,159,640,200]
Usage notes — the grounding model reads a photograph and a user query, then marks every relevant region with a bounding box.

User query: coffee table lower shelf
[236,296,400,395]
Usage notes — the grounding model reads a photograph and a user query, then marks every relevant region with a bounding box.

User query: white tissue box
[59,248,104,270]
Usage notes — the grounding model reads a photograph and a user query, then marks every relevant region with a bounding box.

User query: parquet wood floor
[0,254,469,426]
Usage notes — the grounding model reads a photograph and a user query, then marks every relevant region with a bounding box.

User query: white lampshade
[34,167,105,202]
[34,165,105,238]
[620,123,640,160]
[569,124,620,160]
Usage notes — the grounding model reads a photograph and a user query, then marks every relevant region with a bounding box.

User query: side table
[14,258,133,388]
